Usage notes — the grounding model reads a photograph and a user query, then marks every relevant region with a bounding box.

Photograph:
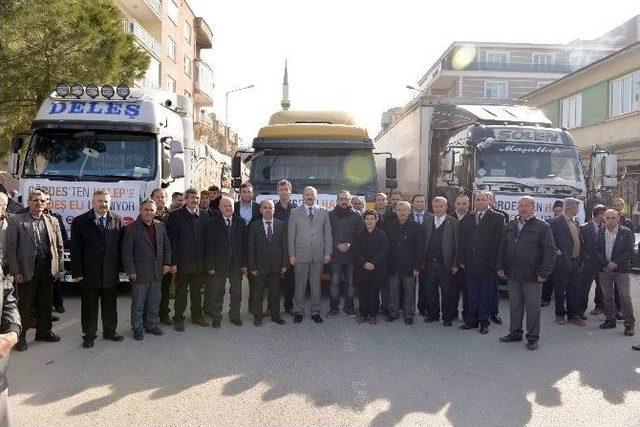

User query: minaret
[281,59,290,110]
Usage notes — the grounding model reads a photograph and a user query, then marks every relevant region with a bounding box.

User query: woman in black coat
[352,210,389,324]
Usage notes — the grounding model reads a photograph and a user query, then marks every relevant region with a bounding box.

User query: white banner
[494,194,585,223]
[256,193,364,211]
[23,180,142,233]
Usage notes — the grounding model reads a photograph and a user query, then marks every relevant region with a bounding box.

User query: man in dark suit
[248,200,288,326]
[206,196,247,327]
[542,201,564,307]
[459,191,503,334]
[274,179,296,315]
[70,189,124,348]
[548,198,584,326]
[486,190,506,325]
[0,263,21,425]
[451,193,470,322]
[7,189,63,351]
[579,205,606,317]
[151,187,173,324]
[411,194,433,317]
[122,200,172,340]
[384,201,423,325]
[166,188,210,331]
[422,197,459,326]
[597,209,635,336]
[235,182,261,317]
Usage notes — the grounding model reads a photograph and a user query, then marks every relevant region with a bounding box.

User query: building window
[569,53,590,70]
[168,0,179,25]
[561,93,582,128]
[167,76,176,93]
[167,37,176,61]
[532,53,554,71]
[485,51,509,69]
[184,22,192,44]
[184,56,191,77]
[610,70,640,117]
[484,81,508,99]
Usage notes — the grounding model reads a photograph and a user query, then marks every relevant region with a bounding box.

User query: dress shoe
[192,316,209,327]
[133,331,144,341]
[404,317,413,325]
[632,345,640,351]
[460,323,477,330]
[253,318,263,327]
[499,333,523,342]
[160,317,173,326]
[326,308,339,317]
[423,317,439,323]
[555,315,566,325]
[599,320,616,329]
[15,339,28,352]
[174,322,185,332]
[103,333,124,342]
[343,307,357,316]
[579,314,587,321]
[624,327,635,336]
[293,315,303,323]
[490,315,503,325]
[211,320,221,328]
[355,316,366,324]
[479,326,489,335]
[230,318,243,326]
[443,320,452,327]
[82,339,94,349]
[541,300,550,307]
[54,306,65,314]
[616,311,624,321]
[50,315,60,322]
[568,317,585,326]
[35,332,61,342]
[145,327,164,336]
[311,314,323,324]
[526,339,539,350]
[590,307,604,315]
[271,316,286,325]
[368,316,377,325]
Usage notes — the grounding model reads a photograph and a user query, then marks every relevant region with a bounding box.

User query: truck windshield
[476,143,584,186]
[250,149,376,194]
[23,130,156,180]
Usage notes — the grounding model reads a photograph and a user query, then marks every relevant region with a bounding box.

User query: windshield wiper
[482,180,537,191]
[23,174,79,181]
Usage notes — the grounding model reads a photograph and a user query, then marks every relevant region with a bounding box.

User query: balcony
[195,17,214,50]
[123,19,162,58]
[195,59,215,106]
[114,0,162,25]
[441,61,573,74]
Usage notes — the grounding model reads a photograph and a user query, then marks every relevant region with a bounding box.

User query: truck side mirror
[170,139,184,156]
[10,136,24,153]
[602,154,618,188]
[442,150,455,173]
[385,157,397,179]
[232,156,241,179]
[170,156,185,179]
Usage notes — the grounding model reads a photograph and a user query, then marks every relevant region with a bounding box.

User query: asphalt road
[8,279,640,426]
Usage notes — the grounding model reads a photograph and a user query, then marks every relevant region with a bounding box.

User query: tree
[0,0,150,156]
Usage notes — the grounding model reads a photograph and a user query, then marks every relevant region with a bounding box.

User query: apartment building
[522,42,640,215]
[114,0,214,119]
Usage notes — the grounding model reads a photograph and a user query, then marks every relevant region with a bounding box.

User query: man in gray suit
[288,186,332,323]
[122,200,172,341]
[7,189,63,351]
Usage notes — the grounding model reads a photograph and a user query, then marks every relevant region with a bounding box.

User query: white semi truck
[374,100,618,221]
[9,83,227,281]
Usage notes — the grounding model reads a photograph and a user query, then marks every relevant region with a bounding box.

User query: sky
[189,0,638,146]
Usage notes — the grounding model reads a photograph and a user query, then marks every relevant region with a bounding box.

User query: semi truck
[232,109,396,209]
[9,83,227,281]
[374,100,618,221]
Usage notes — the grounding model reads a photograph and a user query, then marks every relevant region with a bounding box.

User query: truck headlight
[101,85,115,99]
[116,84,130,99]
[55,83,70,98]
[70,84,84,98]
[85,84,99,99]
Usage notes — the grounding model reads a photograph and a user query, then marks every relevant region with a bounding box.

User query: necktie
[308,207,314,220]
[416,213,422,224]
[266,221,273,241]
[226,218,233,253]
[476,212,482,226]
[99,216,106,232]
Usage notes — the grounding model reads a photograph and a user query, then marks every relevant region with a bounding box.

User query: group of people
[1,181,639,355]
